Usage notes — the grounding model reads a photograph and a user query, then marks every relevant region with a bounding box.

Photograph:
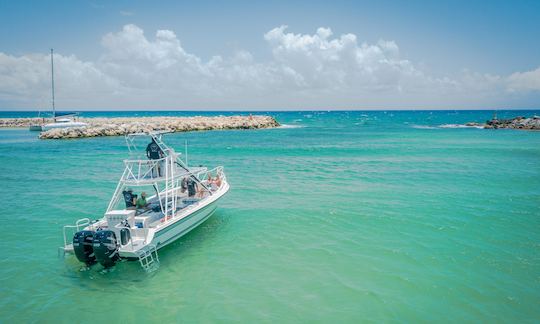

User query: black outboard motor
[93,230,120,268]
[73,230,96,266]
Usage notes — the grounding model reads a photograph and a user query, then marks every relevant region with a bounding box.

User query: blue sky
[0,0,539,110]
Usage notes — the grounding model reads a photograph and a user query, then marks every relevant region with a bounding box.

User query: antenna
[185,140,188,167]
[50,49,56,120]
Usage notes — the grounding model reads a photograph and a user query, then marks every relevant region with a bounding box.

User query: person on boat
[122,188,137,210]
[206,173,221,191]
[146,138,164,177]
[214,174,222,188]
[206,174,215,189]
[186,177,198,198]
[136,192,150,209]
[181,177,188,193]
[197,185,207,198]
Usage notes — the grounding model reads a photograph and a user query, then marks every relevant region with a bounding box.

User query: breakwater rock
[41,116,280,139]
[0,118,51,128]
[484,116,540,130]
[445,115,540,130]
[0,115,280,139]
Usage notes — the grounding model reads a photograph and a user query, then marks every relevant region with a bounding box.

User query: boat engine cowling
[93,230,120,268]
[73,230,96,266]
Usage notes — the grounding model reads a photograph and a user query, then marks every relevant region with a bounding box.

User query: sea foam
[439,124,484,129]
[411,125,438,129]
[279,124,305,129]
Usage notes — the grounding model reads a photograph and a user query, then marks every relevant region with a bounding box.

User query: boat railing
[195,166,226,186]
[62,217,91,250]
[123,154,178,182]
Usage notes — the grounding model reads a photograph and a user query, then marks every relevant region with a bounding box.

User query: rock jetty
[484,116,540,130]
[0,115,280,139]
[0,118,49,128]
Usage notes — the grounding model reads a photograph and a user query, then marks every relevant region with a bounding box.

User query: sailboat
[29,49,87,131]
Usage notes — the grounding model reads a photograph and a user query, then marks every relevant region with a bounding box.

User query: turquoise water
[1,110,539,322]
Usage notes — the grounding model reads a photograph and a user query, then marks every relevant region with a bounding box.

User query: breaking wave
[411,125,438,130]
[439,124,484,129]
[278,124,305,129]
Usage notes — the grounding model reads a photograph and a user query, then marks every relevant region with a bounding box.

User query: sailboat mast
[50,48,55,120]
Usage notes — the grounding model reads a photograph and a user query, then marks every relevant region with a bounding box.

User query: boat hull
[120,182,229,259]
[42,122,87,131]
[156,202,217,248]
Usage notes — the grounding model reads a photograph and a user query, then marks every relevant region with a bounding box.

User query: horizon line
[1,108,540,113]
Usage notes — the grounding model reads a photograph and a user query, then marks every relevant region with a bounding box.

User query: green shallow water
[0,111,539,322]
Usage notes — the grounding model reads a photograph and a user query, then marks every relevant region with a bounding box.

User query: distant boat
[29,125,43,131]
[28,110,46,131]
[29,112,44,131]
[41,112,87,131]
[29,49,87,132]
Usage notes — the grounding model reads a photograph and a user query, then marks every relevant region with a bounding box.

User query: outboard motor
[93,230,120,268]
[72,230,96,266]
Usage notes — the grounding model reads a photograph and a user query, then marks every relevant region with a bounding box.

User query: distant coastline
[1,108,540,118]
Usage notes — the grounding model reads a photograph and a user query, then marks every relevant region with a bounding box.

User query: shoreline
[0,115,280,139]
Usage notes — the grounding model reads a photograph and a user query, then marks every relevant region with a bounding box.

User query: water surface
[0,110,539,322]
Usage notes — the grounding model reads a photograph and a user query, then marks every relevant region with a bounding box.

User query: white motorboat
[30,49,87,132]
[60,131,229,271]
[42,115,87,131]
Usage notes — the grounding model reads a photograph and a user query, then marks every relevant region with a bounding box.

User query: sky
[0,0,539,110]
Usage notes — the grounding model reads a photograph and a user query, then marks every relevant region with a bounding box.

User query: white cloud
[507,67,540,92]
[0,52,122,108]
[0,24,538,109]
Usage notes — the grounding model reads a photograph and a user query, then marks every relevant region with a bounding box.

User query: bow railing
[195,166,226,191]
